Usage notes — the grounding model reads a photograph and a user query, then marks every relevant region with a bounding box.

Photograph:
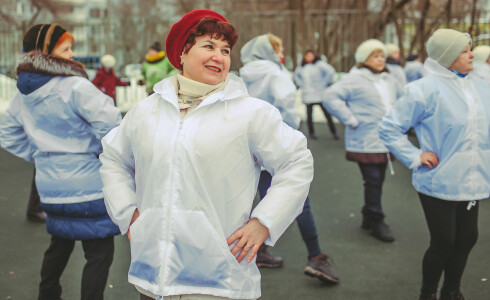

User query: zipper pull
[467,200,476,211]
[179,120,183,129]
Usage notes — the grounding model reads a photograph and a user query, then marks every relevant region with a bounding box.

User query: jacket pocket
[128,208,167,285]
[431,152,470,196]
[166,210,241,289]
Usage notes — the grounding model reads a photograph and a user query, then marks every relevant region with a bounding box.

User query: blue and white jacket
[323,66,402,153]
[294,60,336,104]
[379,58,490,200]
[0,52,122,239]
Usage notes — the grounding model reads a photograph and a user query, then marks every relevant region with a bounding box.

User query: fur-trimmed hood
[17,51,87,79]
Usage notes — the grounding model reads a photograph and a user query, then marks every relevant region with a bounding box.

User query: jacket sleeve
[293,67,303,88]
[91,70,103,89]
[0,97,36,163]
[99,110,137,235]
[379,84,426,169]
[270,72,300,130]
[72,78,122,140]
[320,62,336,86]
[322,78,358,127]
[249,104,313,246]
[115,76,129,87]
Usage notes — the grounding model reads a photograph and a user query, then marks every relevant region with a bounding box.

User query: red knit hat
[165,9,228,70]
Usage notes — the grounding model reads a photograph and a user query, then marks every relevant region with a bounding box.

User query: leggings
[418,193,479,294]
[306,103,337,136]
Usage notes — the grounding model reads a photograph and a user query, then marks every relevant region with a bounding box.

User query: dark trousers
[27,169,43,215]
[257,171,321,258]
[306,103,337,136]
[358,163,387,218]
[39,235,115,300]
[418,193,479,295]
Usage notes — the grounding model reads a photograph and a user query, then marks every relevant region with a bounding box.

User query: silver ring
[245,244,252,248]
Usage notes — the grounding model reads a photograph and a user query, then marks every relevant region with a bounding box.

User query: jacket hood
[153,73,249,106]
[424,57,472,79]
[239,60,282,84]
[17,51,88,79]
[240,34,282,67]
[17,72,53,95]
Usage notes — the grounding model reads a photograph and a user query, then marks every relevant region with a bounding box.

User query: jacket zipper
[162,117,184,284]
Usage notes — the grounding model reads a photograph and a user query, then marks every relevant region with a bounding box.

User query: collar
[177,74,228,99]
[16,51,87,78]
[146,51,165,63]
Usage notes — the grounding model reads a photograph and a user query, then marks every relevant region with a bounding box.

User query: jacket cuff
[409,149,424,169]
[346,115,359,128]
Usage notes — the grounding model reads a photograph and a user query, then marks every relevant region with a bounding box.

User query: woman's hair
[182,17,238,54]
[301,50,321,66]
[267,33,283,54]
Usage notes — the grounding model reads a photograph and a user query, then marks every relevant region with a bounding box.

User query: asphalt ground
[1,124,489,300]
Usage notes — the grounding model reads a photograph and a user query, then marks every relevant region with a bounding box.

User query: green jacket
[141,55,178,94]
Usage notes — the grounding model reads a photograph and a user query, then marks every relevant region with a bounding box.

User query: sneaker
[371,221,395,242]
[304,253,339,284]
[256,249,283,268]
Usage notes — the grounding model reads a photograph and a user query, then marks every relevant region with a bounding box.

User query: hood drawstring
[387,153,395,175]
[224,101,228,120]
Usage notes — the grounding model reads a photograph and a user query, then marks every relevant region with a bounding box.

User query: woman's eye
[204,45,213,49]
[222,49,230,55]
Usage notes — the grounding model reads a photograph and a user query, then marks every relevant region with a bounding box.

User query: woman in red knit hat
[99,9,313,300]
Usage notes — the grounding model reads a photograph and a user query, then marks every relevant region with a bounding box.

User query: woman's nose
[212,50,224,62]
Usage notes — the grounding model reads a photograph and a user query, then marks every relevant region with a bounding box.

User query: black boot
[440,289,465,300]
[256,244,283,268]
[362,214,395,242]
[371,220,395,242]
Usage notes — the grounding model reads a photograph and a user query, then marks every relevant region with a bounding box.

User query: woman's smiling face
[181,34,231,85]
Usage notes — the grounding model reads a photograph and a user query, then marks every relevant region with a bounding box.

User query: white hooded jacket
[99,74,313,299]
[239,34,300,129]
[380,58,490,200]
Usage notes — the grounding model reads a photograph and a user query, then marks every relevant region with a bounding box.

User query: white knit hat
[101,54,116,69]
[426,29,472,68]
[473,45,490,63]
[385,43,400,56]
[355,39,387,63]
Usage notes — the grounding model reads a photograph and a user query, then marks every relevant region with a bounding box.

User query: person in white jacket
[239,33,339,285]
[405,53,425,83]
[322,39,402,243]
[294,50,339,140]
[385,43,408,86]
[472,45,490,82]
[379,29,490,300]
[99,10,313,300]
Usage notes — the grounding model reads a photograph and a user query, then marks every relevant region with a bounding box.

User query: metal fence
[1,8,488,77]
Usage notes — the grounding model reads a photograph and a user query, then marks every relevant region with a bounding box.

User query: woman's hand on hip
[227,218,270,263]
[420,152,439,169]
[127,208,140,242]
